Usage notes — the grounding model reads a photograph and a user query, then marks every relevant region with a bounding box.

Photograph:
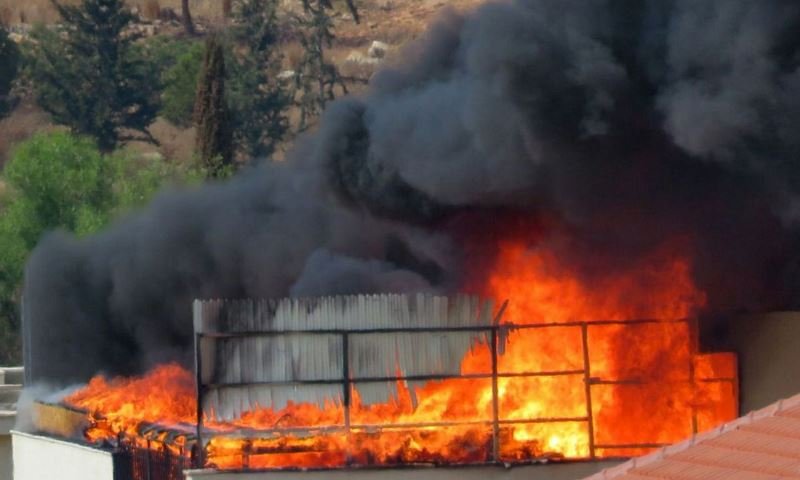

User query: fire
[65,363,196,442]
[64,239,737,470]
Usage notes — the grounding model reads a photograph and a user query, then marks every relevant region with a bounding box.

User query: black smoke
[24,0,800,384]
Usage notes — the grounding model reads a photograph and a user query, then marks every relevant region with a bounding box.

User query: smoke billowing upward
[24,0,800,384]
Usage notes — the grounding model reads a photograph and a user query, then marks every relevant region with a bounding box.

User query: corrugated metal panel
[203,384,344,421]
[196,294,497,417]
[350,331,486,378]
[212,334,343,384]
[194,294,494,333]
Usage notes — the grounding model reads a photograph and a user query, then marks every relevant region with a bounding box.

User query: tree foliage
[0,24,20,117]
[0,132,200,364]
[194,34,233,177]
[162,41,204,127]
[27,0,160,152]
[293,0,348,131]
[228,0,290,158]
[143,35,199,74]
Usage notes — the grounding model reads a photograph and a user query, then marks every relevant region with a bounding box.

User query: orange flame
[64,239,737,469]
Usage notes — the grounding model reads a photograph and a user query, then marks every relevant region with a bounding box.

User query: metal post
[243,439,251,470]
[342,332,352,465]
[194,333,205,469]
[580,324,596,459]
[688,318,698,434]
[146,439,153,480]
[180,444,186,475]
[490,326,501,463]
[489,300,508,463]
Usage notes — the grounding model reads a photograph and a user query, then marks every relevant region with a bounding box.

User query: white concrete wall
[185,461,619,480]
[12,431,114,480]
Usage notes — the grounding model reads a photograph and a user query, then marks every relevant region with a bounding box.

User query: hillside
[0,0,482,164]
[0,0,481,42]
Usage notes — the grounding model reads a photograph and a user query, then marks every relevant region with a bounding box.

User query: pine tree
[294,0,348,131]
[28,0,160,152]
[194,34,233,177]
[0,24,20,117]
[228,0,290,158]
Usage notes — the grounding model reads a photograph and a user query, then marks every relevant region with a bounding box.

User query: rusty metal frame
[192,315,728,469]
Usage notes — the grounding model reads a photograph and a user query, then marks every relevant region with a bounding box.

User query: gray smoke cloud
[24,0,800,384]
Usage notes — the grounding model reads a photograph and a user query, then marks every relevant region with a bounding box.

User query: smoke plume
[24,0,800,384]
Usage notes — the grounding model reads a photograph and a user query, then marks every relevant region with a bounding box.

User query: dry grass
[0,101,58,167]
[0,103,198,169]
[142,0,161,20]
[283,42,305,70]
[146,118,197,164]
[0,0,225,24]
[0,5,12,25]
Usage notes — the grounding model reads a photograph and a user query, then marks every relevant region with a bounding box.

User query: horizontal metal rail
[203,369,587,390]
[199,317,690,338]
[203,374,721,393]
[201,416,593,438]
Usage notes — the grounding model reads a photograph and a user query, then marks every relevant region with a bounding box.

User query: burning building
[18,285,739,479]
[12,0,800,479]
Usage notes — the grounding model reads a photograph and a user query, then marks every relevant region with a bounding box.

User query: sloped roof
[583,394,800,480]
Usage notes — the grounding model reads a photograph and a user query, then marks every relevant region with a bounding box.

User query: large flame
[64,239,737,469]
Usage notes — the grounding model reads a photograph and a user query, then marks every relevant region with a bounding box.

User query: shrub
[27,0,160,151]
[0,24,19,117]
[0,132,204,364]
[161,41,204,127]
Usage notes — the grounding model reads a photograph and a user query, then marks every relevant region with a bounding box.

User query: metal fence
[192,314,738,469]
[113,438,193,480]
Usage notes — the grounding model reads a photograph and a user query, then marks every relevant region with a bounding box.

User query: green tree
[294,0,348,131]
[162,41,204,127]
[0,132,198,363]
[228,0,290,158]
[0,133,116,364]
[143,35,199,74]
[0,24,20,117]
[194,34,233,177]
[27,0,160,152]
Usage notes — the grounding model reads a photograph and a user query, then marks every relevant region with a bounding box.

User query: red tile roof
[583,394,800,479]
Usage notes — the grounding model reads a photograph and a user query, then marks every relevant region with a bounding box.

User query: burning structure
[22,291,737,478]
[12,0,800,478]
